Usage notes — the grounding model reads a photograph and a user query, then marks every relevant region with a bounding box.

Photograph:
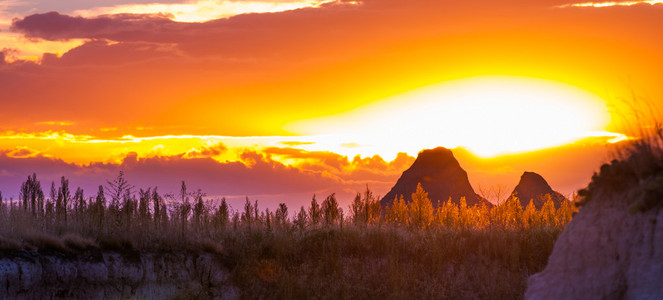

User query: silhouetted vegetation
[0,172,576,299]
[578,99,663,213]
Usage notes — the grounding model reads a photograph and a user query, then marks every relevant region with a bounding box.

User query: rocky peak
[510,171,566,209]
[381,147,490,207]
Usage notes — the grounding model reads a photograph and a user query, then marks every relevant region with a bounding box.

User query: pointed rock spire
[381,147,491,207]
[510,171,566,209]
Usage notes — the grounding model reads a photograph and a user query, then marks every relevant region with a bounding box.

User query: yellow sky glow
[0,76,628,165]
[0,128,625,175]
[0,131,319,164]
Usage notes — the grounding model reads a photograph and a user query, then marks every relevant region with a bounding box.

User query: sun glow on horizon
[288,76,622,158]
[0,78,626,166]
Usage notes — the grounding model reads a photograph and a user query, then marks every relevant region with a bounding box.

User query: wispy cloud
[35,121,74,126]
[0,130,94,142]
[4,146,43,158]
[73,0,335,22]
[561,1,663,7]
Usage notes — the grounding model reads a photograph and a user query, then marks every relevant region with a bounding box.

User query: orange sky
[1,0,662,208]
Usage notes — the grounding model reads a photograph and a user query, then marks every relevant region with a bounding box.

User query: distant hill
[509,171,566,209]
[380,147,491,207]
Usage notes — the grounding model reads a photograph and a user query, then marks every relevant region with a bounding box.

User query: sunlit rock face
[526,185,663,299]
[380,147,491,207]
[509,171,567,209]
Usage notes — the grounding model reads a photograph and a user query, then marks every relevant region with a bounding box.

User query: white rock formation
[526,188,663,299]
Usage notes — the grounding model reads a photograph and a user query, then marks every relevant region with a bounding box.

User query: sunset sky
[1,0,662,209]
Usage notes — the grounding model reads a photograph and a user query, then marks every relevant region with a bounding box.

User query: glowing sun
[288,76,622,158]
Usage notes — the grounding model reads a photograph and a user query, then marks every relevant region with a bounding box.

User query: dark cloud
[0,48,19,65]
[10,12,176,41]
[7,1,663,73]
[183,142,228,158]
[351,154,388,171]
[51,40,180,66]
[342,153,415,185]
[123,151,336,195]
[0,154,84,200]
[0,145,416,209]
[4,147,41,158]
[262,147,350,170]
[0,139,615,209]
[261,146,414,177]
[8,1,545,60]
[259,147,414,196]
[0,150,339,207]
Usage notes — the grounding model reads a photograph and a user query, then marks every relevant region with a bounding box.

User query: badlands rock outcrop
[381,147,491,207]
[526,160,663,299]
[509,171,566,209]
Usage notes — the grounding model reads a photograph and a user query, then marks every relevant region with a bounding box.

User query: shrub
[23,231,67,253]
[62,233,98,250]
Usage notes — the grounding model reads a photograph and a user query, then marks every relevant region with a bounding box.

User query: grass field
[0,176,574,299]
